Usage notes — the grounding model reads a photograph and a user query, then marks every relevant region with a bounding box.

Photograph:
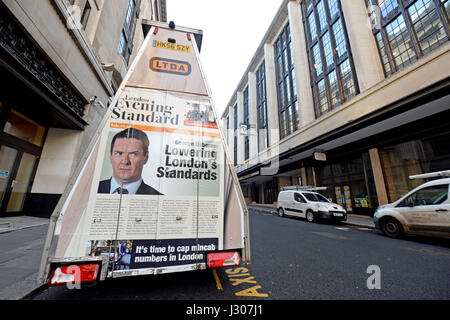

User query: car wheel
[278,208,285,217]
[380,217,404,238]
[306,210,315,223]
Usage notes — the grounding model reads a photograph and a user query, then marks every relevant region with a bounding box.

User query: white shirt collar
[110,177,142,195]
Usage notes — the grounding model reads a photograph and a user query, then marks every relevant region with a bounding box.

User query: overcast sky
[166,0,284,117]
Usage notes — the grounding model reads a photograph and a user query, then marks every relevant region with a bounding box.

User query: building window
[226,116,230,146]
[366,0,450,77]
[274,23,299,139]
[118,0,140,64]
[233,104,238,166]
[256,62,269,151]
[302,0,359,118]
[81,1,91,30]
[243,87,250,161]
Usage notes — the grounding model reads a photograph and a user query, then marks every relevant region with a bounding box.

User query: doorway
[0,103,44,217]
[0,147,38,215]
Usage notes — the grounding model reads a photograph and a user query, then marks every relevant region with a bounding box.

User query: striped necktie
[115,187,129,194]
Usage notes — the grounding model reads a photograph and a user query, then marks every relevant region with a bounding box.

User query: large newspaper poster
[49,24,246,276]
[63,87,224,273]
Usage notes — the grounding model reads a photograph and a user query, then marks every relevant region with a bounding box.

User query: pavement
[0,207,374,300]
[0,216,49,300]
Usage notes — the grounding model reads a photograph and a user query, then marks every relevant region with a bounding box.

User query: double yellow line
[212,269,223,290]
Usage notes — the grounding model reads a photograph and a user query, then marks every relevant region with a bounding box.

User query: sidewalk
[0,216,49,300]
[248,204,375,229]
[0,216,50,234]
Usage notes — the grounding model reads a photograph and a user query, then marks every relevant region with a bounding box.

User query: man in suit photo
[98,128,162,195]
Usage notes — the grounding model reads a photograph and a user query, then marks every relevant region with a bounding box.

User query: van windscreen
[303,192,330,203]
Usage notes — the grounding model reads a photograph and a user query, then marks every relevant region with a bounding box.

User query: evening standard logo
[152,40,191,53]
[150,57,191,76]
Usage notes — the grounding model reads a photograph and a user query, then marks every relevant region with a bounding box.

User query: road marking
[400,246,450,258]
[224,267,269,298]
[235,285,269,298]
[335,227,350,231]
[312,231,349,240]
[212,269,223,290]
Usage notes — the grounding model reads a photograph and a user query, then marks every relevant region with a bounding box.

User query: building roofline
[221,0,290,119]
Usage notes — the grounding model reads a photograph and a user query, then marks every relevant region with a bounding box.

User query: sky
[165,0,284,117]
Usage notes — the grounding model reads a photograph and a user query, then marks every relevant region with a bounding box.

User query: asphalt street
[30,208,450,301]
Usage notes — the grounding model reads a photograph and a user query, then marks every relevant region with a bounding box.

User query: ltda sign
[150,57,192,76]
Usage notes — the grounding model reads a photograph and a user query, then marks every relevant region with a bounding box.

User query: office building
[222,0,450,215]
[0,0,166,217]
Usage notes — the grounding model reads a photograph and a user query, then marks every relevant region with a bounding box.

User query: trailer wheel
[278,208,285,217]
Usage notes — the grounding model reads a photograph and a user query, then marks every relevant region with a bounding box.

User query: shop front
[315,152,378,216]
[379,131,450,203]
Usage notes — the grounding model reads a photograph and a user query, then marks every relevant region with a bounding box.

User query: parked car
[277,188,347,223]
[374,177,450,239]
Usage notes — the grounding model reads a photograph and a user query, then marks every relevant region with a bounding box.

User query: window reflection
[302,0,358,118]
[385,15,417,70]
[409,0,447,55]
[368,0,449,76]
[377,0,398,18]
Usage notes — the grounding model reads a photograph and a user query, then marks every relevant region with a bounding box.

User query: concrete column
[301,167,307,186]
[248,72,258,164]
[228,105,236,165]
[264,43,280,147]
[340,0,385,92]
[287,0,316,127]
[32,128,82,194]
[369,148,389,205]
[237,91,245,166]
[221,115,227,144]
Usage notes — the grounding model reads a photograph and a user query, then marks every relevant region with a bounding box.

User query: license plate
[333,212,343,217]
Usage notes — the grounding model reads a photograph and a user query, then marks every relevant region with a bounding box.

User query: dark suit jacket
[98,178,163,195]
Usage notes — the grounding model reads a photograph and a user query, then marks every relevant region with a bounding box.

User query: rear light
[207,251,241,268]
[49,264,100,286]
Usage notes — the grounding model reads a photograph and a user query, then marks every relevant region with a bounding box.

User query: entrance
[0,103,44,216]
[316,152,378,216]
[0,147,38,215]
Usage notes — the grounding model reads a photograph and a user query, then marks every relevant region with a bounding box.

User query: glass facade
[118,0,140,64]
[380,131,450,202]
[367,0,450,77]
[317,152,378,216]
[243,87,250,161]
[256,62,269,151]
[275,24,300,139]
[0,106,43,216]
[233,104,238,166]
[302,0,359,118]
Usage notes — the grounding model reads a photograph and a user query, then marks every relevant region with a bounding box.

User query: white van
[277,188,347,223]
[374,176,450,238]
